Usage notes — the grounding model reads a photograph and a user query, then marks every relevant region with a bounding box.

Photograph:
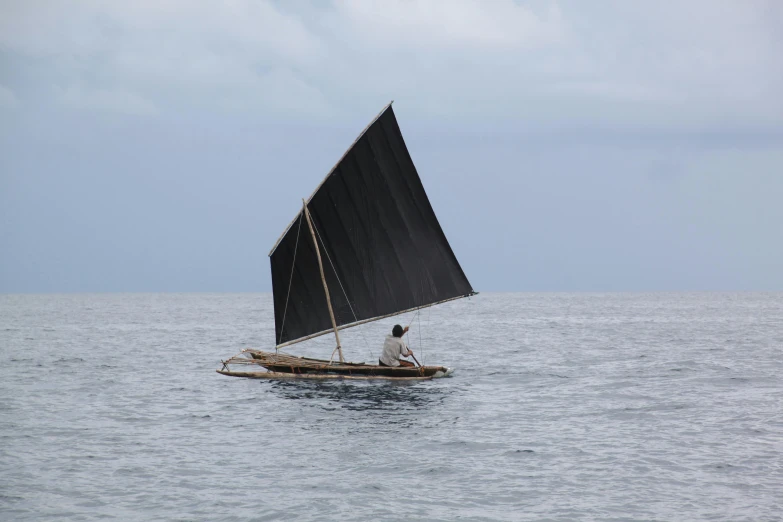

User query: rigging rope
[418,305,423,366]
[278,212,303,347]
[311,217,371,354]
[425,304,432,366]
[404,307,421,365]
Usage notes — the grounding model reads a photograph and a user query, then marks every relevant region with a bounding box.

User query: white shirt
[379,335,410,366]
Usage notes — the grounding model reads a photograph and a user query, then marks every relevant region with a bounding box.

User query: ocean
[1,293,781,521]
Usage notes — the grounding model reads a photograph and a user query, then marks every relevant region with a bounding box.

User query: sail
[269,103,474,346]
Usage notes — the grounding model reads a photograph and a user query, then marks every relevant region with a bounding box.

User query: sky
[1,0,782,292]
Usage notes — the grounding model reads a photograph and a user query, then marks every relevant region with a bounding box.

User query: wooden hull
[218,349,452,380]
[216,369,441,381]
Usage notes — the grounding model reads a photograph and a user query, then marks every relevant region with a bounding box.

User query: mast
[302,199,345,363]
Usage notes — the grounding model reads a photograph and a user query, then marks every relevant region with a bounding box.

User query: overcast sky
[1,0,782,292]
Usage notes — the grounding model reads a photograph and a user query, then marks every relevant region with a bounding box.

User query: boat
[217,102,477,381]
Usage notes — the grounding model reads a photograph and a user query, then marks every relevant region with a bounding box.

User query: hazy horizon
[2,1,782,293]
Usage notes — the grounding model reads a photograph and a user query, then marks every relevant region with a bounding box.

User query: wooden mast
[302,199,345,363]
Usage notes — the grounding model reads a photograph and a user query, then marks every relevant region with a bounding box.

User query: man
[379,324,415,367]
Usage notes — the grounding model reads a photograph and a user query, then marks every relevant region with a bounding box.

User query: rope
[329,346,340,364]
[404,307,420,364]
[311,217,371,353]
[418,305,422,366]
[405,309,419,329]
[278,212,303,347]
[425,304,432,366]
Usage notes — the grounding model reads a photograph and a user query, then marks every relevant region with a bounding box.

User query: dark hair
[392,324,403,338]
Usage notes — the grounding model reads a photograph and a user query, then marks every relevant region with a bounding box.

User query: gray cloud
[2,1,781,128]
[0,84,19,108]
[1,1,782,292]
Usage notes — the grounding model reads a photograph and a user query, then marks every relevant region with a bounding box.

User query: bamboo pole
[302,199,345,363]
[216,369,436,381]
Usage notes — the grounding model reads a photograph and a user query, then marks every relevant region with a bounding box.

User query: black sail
[269,104,474,346]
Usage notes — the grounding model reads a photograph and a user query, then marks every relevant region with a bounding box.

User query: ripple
[1,292,781,521]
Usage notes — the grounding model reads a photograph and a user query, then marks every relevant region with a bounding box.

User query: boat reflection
[265,379,449,412]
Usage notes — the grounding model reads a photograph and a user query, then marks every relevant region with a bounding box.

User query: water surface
[1,293,781,521]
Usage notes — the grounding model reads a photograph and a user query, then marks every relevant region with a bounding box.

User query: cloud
[54,85,157,116]
[0,84,19,108]
[0,0,781,130]
[1,0,337,120]
[329,0,565,50]
[0,0,320,61]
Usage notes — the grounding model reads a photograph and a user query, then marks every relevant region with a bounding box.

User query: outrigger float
[218,102,476,381]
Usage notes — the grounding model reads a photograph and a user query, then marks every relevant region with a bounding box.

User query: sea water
[1,293,781,521]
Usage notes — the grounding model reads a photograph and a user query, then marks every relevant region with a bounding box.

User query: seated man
[379,324,415,367]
